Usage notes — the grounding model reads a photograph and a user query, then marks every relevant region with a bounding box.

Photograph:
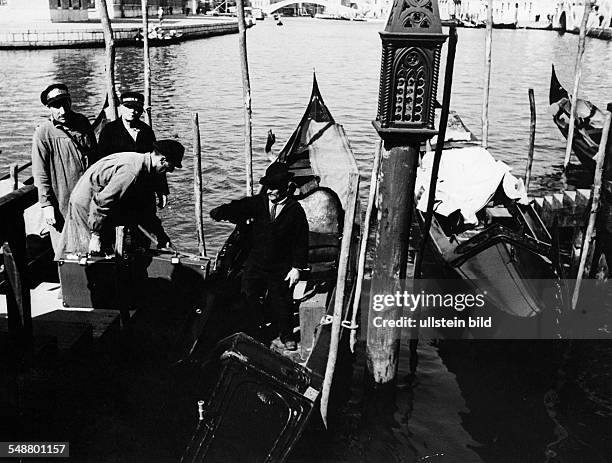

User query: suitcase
[181,333,322,463]
[59,254,130,309]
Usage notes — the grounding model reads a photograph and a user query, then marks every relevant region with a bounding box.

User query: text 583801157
[0,442,69,458]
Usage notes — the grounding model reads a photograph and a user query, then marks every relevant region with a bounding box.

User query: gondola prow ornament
[373,0,447,143]
[367,0,448,385]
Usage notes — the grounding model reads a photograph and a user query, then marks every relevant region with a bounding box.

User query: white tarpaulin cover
[416,146,528,225]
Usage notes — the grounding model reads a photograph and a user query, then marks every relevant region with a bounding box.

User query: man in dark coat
[210,163,309,350]
[97,91,169,208]
[32,83,98,255]
[57,140,184,259]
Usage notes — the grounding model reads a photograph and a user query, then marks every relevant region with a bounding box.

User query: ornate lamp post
[367,0,447,384]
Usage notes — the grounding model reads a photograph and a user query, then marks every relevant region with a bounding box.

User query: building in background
[0,0,89,23]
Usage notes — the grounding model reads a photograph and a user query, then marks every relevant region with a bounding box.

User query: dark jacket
[215,193,309,272]
[98,118,156,157]
[97,118,169,196]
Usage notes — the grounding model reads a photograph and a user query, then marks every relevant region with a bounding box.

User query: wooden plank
[33,319,92,354]
[36,309,120,345]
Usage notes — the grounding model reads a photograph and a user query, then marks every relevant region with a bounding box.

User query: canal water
[1,17,611,462]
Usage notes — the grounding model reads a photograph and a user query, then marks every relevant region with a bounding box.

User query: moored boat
[179,73,361,461]
[549,64,605,171]
[415,112,566,338]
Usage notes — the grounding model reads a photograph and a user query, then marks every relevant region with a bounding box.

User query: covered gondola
[549,64,605,171]
[415,112,566,338]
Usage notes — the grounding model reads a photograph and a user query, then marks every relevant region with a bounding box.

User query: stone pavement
[0,15,239,49]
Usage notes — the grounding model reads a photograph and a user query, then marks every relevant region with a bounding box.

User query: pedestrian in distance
[32,83,98,256]
[210,162,309,351]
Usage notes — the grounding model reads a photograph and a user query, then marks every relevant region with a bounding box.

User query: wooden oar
[320,172,359,427]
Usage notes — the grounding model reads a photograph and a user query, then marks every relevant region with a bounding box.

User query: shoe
[284,340,297,351]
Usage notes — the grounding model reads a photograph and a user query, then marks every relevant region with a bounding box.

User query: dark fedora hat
[120,91,144,109]
[154,139,184,168]
[259,162,294,188]
[40,83,70,106]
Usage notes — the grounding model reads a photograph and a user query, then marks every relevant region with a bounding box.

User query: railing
[1,181,38,352]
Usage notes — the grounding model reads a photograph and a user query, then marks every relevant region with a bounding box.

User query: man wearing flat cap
[210,162,309,351]
[57,140,184,258]
[98,91,170,209]
[32,83,98,255]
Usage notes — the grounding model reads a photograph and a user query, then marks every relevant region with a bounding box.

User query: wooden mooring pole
[368,0,447,385]
[142,0,152,127]
[98,0,118,121]
[236,0,253,196]
[9,163,18,191]
[563,1,591,170]
[193,113,206,257]
[524,88,536,194]
[571,109,611,310]
[481,0,493,149]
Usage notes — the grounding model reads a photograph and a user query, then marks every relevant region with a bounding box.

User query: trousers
[241,267,294,342]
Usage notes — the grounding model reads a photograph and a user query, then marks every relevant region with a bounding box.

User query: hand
[284,268,300,287]
[42,206,56,226]
[210,207,222,222]
[158,241,177,252]
[88,232,101,254]
[157,194,168,209]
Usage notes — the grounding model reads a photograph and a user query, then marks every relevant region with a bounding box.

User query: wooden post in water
[571,109,611,310]
[368,1,447,383]
[193,113,206,257]
[563,1,591,170]
[320,173,359,426]
[481,0,493,149]
[236,0,253,196]
[524,88,536,194]
[98,0,118,121]
[142,0,152,127]
[9,163,18,191]
[349,140,383,353]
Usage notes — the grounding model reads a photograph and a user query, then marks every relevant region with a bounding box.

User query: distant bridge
[262,0,358,16]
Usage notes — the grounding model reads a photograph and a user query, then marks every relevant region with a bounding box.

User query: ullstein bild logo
[371,291,486,312]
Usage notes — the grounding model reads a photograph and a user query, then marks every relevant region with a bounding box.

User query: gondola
[210,73,359,360]
[179,73,361,462]
[549,64,605,171]
[415,112,566,338]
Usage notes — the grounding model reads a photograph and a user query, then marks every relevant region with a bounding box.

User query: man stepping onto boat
[57,140,183,258]
[210,163,309,351]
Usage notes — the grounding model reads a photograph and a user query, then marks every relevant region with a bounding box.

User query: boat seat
[297,187,343,281]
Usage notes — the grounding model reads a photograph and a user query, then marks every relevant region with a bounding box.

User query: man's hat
[120,91,144,109]
[154,139,184,168]
[259,162,294,188]
[40,84,70,106]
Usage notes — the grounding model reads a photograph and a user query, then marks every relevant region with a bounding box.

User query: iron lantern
[373,0,448,143]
